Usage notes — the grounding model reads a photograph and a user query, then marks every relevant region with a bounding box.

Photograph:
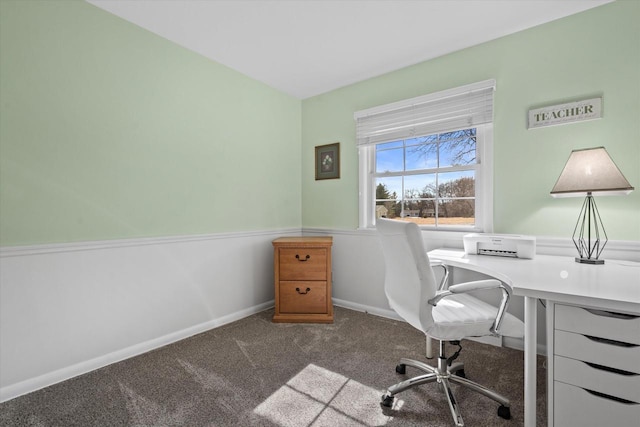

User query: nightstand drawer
[554,330,640,373]
[554,381,640,427]
[279,282,327,314]
[554,355,640,403]
[555,304,640,345]
[278,248,327,281]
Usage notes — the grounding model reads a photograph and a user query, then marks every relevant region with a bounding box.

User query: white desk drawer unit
[553,304,640,427]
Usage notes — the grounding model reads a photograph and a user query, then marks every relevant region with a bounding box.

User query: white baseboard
[333,297,401,321]
[0,229,292,403]
[0,300,274,403]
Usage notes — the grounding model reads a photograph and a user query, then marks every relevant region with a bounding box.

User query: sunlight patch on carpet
[254,364,400,426]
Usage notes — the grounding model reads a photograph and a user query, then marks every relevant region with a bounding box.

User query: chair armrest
[427,279,513,336]
[428,279,502,304]
[448,279,503,294]
[429,259,450,291]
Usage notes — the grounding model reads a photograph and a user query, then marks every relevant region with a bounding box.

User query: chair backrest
[376,219,437,333]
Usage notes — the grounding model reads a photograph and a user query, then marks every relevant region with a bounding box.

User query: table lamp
[550,147,634,264]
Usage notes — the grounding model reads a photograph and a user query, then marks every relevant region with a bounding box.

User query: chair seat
[377,219,521,425]
[428,294,524,341]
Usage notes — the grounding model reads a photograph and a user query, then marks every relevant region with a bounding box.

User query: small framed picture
[315,143,340,180]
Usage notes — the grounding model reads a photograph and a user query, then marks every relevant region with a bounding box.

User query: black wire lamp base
[551,147,634,264]
[572,194,607,264]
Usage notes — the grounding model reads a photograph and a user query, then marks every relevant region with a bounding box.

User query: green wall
[2,1,639,246]
[0,0,302,246]
[302,0,640,241]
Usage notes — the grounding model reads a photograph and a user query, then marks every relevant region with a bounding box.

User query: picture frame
[315,142,340,180]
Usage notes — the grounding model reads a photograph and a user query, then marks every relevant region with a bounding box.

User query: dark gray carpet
[0,306,546,426]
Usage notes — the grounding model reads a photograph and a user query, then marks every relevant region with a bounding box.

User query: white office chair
[376,218,524,426]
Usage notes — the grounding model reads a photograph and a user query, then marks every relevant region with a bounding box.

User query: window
[355,80,495,231]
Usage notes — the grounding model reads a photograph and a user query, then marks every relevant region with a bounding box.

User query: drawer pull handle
[584,308,639,320]
[584,334,638,348]
[296,287,311,294]
[584,361,638,376]
[295,254,311,262]
[584,388,638,405]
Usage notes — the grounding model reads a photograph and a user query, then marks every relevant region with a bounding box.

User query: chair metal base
[381,343,511,426]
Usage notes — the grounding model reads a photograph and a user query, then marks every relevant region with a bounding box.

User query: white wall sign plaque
[528,97,602,129]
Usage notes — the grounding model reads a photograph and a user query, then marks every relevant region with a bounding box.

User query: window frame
[358,122,493,233]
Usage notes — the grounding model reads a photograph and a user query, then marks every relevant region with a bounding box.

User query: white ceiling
[87,0,613,99]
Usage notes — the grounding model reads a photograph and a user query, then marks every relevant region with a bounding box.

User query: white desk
[428,249,640,427]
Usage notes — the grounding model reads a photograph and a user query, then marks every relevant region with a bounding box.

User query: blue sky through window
[374,129,477,223]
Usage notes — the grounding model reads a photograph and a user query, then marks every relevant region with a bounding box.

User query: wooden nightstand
[272,236,333,323]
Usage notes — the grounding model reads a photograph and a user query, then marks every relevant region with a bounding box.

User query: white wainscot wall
[0,229,299,402]
[2,227,638,403]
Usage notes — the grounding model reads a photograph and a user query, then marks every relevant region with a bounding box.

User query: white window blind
[354,79,496,146]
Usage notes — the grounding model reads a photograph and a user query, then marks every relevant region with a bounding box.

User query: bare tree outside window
[374,128,477,227]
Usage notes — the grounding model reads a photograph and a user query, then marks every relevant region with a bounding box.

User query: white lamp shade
[550,147,634,197]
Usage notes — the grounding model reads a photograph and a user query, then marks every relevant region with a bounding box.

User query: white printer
[463,233,536,259]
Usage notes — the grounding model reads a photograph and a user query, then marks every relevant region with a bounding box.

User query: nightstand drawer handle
[296,287,311,294]
[295,254,311,262]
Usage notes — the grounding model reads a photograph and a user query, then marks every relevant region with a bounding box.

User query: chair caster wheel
[498,405,511,420]
[395,364,406,374]
[381,394,394,408]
